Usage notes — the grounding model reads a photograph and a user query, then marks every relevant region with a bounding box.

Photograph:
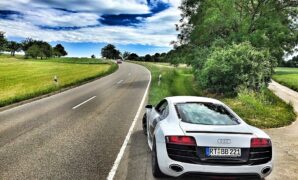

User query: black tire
[142,113,147,136]
[152,138,166,178]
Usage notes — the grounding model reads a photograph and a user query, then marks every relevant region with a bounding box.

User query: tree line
[0,32,67,59]
[280,56,298,67]
[100,44,169,62]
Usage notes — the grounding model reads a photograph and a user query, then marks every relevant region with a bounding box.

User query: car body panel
[180,122,254,147]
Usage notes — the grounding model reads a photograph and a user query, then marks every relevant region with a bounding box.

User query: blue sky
[0,0,181,57]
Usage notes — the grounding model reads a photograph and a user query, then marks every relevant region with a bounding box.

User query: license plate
[206,147,241,157]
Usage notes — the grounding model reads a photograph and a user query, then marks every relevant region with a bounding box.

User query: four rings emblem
[217,139,231,144]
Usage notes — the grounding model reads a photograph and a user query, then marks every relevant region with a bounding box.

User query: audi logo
[217,139,231,144]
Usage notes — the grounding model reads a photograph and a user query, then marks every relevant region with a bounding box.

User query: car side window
[155,100,169,120]
[155,100,166,113]
[160,104,169,120]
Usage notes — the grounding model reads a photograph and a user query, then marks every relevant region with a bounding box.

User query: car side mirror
[145,104,153,109]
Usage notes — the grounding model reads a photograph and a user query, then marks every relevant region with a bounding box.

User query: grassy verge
[134,62,295,128]
[133,62,200,105]
[0,55,118,107]
[273,67,298,92]
[222,89,295,128]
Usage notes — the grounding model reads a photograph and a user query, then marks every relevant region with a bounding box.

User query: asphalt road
[114,108,200,180]
[0,62,151,180]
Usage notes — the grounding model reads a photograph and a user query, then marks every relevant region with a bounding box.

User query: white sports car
[142,96,273,179]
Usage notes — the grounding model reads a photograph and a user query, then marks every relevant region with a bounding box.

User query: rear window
[175,102,240,125]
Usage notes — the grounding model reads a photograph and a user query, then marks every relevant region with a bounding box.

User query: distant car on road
[143,96,273,179]
[117,59,122,64]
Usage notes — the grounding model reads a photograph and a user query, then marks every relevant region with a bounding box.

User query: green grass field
[273,67,298,92]
[135,62,295,128]
[0,55,117,107]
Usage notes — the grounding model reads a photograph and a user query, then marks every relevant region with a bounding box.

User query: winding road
[1,63,297,180]
[0,62,151,180]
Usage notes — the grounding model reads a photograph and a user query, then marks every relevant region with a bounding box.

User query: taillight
[251,138,271,148]
[166,136,196,146]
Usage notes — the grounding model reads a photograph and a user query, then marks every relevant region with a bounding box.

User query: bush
[197,42,276,94]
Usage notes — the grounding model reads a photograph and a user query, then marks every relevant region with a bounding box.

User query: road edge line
[106,67,151,180]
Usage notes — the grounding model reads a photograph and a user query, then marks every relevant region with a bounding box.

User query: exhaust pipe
[261,167,271,174]
[169,164,183,172]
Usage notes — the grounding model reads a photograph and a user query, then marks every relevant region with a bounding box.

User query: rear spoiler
[186,131,253,135]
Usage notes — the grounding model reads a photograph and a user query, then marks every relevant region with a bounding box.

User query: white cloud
[157,0,181,8]
[0,0,182,47]
[0,0,150,14]
[137,6,180,39]
[0,18,178,46]
[22,9,100,27]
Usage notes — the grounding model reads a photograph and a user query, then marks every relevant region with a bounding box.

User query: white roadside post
[53,75,59,86]
[158,74,162,86]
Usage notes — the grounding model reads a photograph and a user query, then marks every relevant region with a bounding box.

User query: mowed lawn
[0,56,117,107]
[273,67,298,92]
[134,62,295,128]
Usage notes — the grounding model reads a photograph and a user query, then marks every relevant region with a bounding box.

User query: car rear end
[156,132,272,179]
[117,59,122,64]
[156,100,273,179]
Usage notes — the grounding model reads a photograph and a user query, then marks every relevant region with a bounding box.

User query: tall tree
[7,41,22,56]
[22,38,35,52]
[101,44,120,59]
[53,44,67,57]
[144,54,152,62]
[23,39,52,59]
[127,53,139,61]
[285,55,298,67]
[177,0,298,63]
[26,44,41,59]
[36,41,52,59]
[0,31,7,52]
[120,51,131,60]
[152,53,160,62]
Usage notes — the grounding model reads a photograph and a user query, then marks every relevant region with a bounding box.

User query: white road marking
[107,68,151,180]
[72,96,96,110]
[117,80,124,84]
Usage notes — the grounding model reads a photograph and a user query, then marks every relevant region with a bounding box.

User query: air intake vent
[249,147,272,165]
[166,143,199,163]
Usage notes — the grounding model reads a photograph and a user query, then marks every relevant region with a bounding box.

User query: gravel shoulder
[265,80,298,180]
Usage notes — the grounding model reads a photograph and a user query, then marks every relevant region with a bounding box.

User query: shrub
[197,42,276,94]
